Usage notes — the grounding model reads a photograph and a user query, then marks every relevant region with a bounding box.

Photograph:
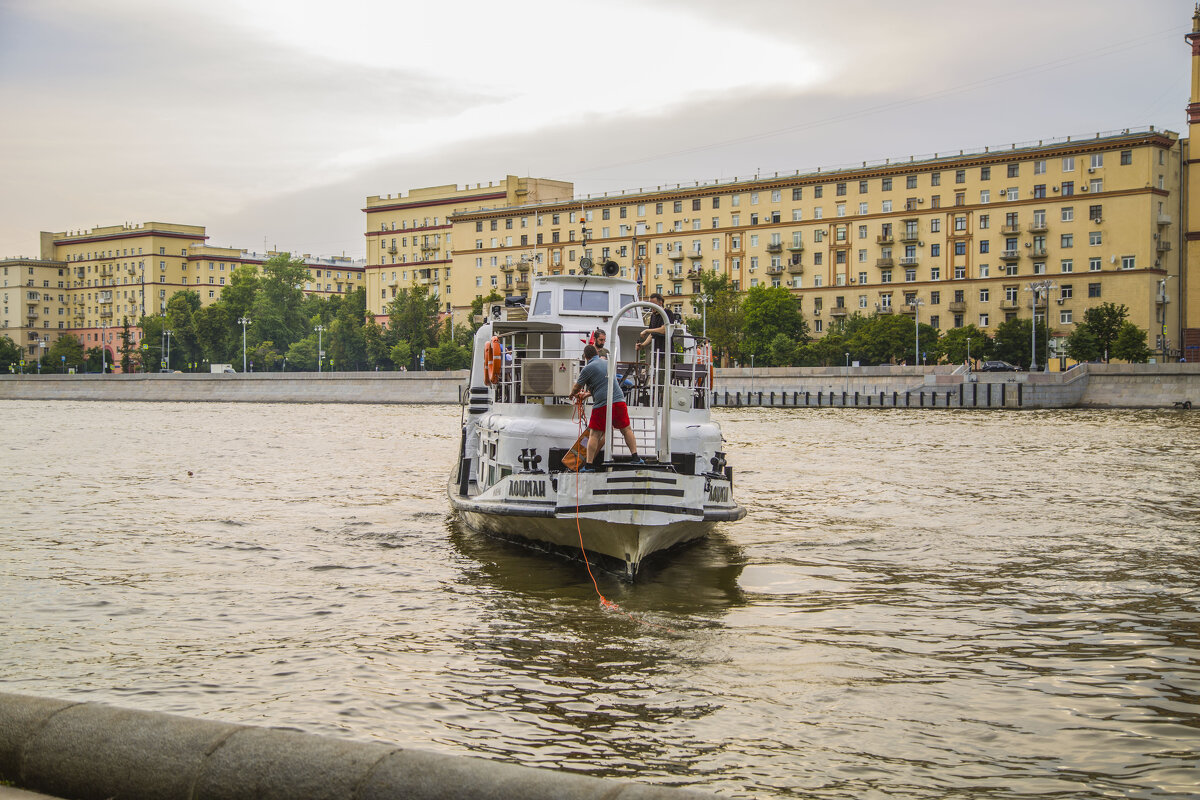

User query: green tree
[363,314,392,369]
[165,290,202,370]
[285,335,318,370]
[844,314,913,365]
[83,346,106,373]
[1064,324,1102,363]
[992,317,1051,370]
[328,286,367,370]
[0,335,21,373]
[247,341,279,372]
[1080,302,1128,361]
[767,333,798,367]
[384,285,441,355]
[1111,321,1152,363]
[740,285,809,366]
[252,254,311,350]
[389,340,413,370]
[685,270,742,365]
[46,334,85,371]
[425,339,471,370]
[118,317,136,373]
[936,325,992,366]
[194,301,235,365]
[138,314,166,371]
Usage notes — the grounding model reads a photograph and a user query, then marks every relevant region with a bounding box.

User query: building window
[979,313,989,327]
[930,290,941,304]
[1089,204,1103,221]
[1121,255,1135,270]
[905,268,916,282]
[979,288,990,302]
[1060,284,1073,300]
[1063,156,1075,172]
[1061,181,1074,197]
[906,175,918,189]
[1089,231,1102,246]
[1090,154,1103,169]
[1120,150,1132,165]
[1061,234,1073,248]
[955,169,966,184]
[1062,207,1074,222]
[881,178,892,191]
[1034,160,1047,174]
[1007,164,1019,178]
[1088,282,1102,298]
[1060,310,1073,325]
[1089,258,1102,272]
[1061,259,1073,273]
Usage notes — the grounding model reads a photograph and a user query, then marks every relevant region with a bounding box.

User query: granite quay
[0,692,719,800]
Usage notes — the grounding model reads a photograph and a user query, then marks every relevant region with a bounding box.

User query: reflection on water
[2,401,1198,798]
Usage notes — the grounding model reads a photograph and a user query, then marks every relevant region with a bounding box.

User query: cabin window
[561,289,609,312]
[532,291,551,316]
[620,293,638,318]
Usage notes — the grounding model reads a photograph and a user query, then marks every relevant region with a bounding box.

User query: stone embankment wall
[0,371,469,404]
[0,692,718,800]
[2,364,1197,408]
[711,363,1200,409]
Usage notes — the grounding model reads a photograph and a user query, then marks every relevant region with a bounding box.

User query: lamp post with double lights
[966,336,971,374]
[908,297,925,366]
[164,329,173,372]
[315,325,325,373]
[238,316,251,373]
[1024,280,1057,372]
[37,340,45,373]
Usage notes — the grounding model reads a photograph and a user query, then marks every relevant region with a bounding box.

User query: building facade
[2,222,365,365]
[373,128,1182,363]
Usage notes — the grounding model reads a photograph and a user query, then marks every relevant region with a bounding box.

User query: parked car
[979,360,1017,372]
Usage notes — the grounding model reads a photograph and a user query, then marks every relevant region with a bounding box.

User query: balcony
[1157,240,1172,253]
[100,310,113,319]
[1030,247,1048,258]
[787,243,804,252]
[787,261,804,275]
[1156,293,1169,305]
[1001,223,1021,235]
[1027,222,1048,233]
[898,304,916,315]
[688,251,704,260]
[875,233,894,245]
[1000,299,1019,310]
[516,260,531,272]
[899,231,919,244]
[829,306,848,317]
[1000,249,1021,261]
[667,249,685,261]
[1157,213,1172,226]
[876,305,894,315]
[762,242,782,255]
[876,257,894,268]
[26,311,39,321]
[500,263,514,272]
[899,256,919,267]
[948,301,967,312]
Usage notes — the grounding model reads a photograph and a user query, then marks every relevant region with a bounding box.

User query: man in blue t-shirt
[569,344,644,470]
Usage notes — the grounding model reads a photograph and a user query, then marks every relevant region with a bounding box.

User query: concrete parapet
[0,371,469,405]
[0,692,720,800]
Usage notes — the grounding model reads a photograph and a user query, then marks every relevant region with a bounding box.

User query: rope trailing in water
[572,393,618,610]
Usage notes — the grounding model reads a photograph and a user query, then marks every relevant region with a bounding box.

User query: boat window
[532,291,551,316]
[620,293,639,318]
[561,289,609,312]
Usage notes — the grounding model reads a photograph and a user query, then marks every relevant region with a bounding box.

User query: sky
[0,0,1193,261]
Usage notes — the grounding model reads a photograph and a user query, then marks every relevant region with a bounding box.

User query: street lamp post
[1024,280,1057,372]
[845,352,850,367]
[693,294,710,338]
[164,329,173,371]
[909,298,925,365]
[315,325,325,373]
[100,323,107,374]
[238,316,251,373]
[1159,275,1177,360]
[966,336,971,373]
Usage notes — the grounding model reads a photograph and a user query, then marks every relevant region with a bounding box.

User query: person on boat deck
[636,292,676,387]
[590,328,609,359]
[570,344,643,469]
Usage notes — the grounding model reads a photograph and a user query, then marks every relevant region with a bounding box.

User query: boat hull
[447,468,743,576]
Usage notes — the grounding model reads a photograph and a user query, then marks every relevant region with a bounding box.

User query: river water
[1,401,1198,799]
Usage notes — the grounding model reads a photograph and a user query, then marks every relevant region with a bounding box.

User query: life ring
[483,336,502,385]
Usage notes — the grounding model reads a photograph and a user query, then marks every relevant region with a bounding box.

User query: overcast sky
[0,0,1192,260]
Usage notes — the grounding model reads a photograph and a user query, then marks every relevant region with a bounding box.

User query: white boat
[448,263,745,577]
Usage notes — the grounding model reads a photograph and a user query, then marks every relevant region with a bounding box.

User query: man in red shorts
[569,344,644,470]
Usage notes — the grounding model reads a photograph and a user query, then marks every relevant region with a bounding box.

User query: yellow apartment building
[2,222,364,363]
[362,176,572,320]
[393,127,1181,362]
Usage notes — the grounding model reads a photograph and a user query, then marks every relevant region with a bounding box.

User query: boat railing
[488,327,712,413]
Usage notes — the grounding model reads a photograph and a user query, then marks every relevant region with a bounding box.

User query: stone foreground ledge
[0,692,721,800]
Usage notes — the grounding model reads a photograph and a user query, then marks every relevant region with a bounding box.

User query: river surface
[1,401,1198,799]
